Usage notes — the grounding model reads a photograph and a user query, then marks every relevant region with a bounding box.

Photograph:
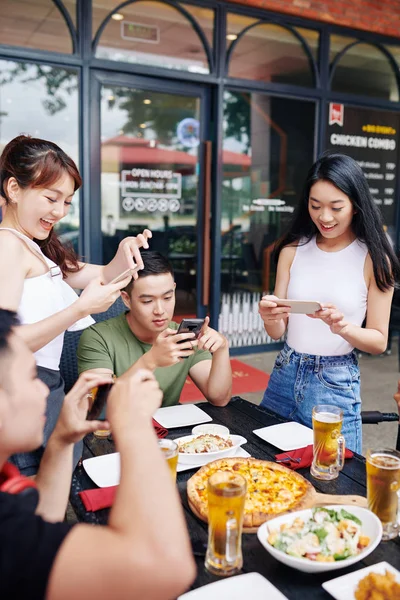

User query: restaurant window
[0,60,80,249]
[227,23,317,87]
[100,85,202,316]
[219,91,315,347]
[331,42,399,102]
[94,1,213,74]
[0,0,75,54]
[329,34,357,66]
[325,102,399,248]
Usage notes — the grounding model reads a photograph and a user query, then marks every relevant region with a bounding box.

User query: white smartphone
[109,265,139,285]
[275,299,323,314]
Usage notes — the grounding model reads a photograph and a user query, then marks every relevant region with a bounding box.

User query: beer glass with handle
[205,471,247,576]
[366,448,400,541]
[311,405,345,481]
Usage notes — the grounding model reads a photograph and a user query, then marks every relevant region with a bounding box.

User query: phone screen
[87,382,113,420]
[177,319,205,341]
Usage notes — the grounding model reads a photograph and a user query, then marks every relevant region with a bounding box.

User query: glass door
[91,72,210,319]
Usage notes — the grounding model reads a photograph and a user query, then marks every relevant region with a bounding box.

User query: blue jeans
[10,366,82,475]
[260,343,362,454]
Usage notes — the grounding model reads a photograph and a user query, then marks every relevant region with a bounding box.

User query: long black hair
[275,152,400,291]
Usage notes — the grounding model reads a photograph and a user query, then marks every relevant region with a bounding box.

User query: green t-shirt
[77,312,212,407]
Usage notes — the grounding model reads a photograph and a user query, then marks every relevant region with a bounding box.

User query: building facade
[1,0,400,352]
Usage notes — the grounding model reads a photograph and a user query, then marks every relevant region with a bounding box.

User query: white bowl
[174,434,247,465]
[257,505,382,574]
[191,424,230,437]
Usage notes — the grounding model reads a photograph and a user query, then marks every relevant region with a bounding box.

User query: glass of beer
[158,439,179,481]
[310,405,345,481]
[366,448,400,541]
[205,471,247,577]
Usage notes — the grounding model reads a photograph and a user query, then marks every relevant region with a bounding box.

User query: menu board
[326,103,399,238]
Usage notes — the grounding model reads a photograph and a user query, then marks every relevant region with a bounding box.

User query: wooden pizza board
[187,459,367,534]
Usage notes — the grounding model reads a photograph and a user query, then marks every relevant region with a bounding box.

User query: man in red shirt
[0,309,195,600]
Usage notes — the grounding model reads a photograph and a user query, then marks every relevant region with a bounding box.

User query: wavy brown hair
[0,135,82,276]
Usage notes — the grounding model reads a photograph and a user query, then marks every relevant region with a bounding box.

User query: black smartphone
[176,318,205,342]
[87,382,114,421]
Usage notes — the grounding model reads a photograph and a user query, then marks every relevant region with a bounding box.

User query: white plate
[174,434,247,465]
[177,572,288,599]
[154,404,212,428]
[253,421,313,451]
[83,447,252,486]
[322,561,400,600]
[83,452,121,488]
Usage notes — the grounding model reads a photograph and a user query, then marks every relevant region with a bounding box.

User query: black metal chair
[361,410,400,451]
[59,296,126,393]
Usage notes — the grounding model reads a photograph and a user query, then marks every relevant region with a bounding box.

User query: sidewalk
[237,343,400,456]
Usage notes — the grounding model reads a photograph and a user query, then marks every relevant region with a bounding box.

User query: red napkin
[275,444,353,470]
[79,486,117,511]
[153,418,168,438]
[79,421,168,512]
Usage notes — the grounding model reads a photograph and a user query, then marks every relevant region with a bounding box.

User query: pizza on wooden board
[187,457,315,529]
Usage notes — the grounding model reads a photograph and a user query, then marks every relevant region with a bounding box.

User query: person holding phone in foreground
[77,251,232,407]
[0,309,196,600]
[0,135,152,474]
[259,153,400,453]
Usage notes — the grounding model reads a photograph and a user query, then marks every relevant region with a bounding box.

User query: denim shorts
[260,343,362,454]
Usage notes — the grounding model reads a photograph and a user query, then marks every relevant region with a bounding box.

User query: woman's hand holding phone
[259,295,291,324]
[77,273,132,316]
[307,303,349,335]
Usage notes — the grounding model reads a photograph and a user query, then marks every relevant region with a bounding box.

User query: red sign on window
[329,103,344,126]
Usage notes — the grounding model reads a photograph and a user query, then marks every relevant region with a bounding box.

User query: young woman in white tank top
[0,135,152,474]
[259,153,400,454]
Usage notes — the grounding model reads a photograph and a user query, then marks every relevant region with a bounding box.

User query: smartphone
[177,318,205,342]
[275,299,323,314]
[109,265,139,285]
[87,382,114,421]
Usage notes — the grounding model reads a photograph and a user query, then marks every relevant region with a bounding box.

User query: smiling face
[308,180,356,243]
[0,334,49,456]
[121,273,176,341]
[4,172,75,240]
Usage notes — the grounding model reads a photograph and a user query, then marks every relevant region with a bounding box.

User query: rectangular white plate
[178,572,288,599]
[253,421,313,451]
[322,561,400,600]
[83,447,252,487]
[154,404,212,428]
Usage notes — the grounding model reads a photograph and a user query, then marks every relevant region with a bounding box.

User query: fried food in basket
[355,569,400,600]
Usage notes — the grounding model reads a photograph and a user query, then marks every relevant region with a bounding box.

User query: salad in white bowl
[257,506,382,573]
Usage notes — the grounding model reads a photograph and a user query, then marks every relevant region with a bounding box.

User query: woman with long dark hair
[0,135,151,474]
[259,152,400,453]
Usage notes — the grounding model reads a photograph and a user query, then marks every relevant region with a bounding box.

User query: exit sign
[121,21,160,44]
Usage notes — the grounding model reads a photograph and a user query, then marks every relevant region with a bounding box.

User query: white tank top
[0,228,94,370]
[286,236,368,356]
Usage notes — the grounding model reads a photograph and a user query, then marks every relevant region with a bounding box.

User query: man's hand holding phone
[52,372,113,445]
[145,327,198,368]
[197,316,228,354]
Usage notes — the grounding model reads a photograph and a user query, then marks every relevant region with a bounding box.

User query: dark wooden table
[70,397,400,599]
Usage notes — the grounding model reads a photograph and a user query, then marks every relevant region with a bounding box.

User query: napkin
[153,418,168,438]
[79,485,117,511]
[275,444,353,470]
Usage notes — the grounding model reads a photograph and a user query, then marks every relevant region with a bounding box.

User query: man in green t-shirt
[77,251,232,407]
